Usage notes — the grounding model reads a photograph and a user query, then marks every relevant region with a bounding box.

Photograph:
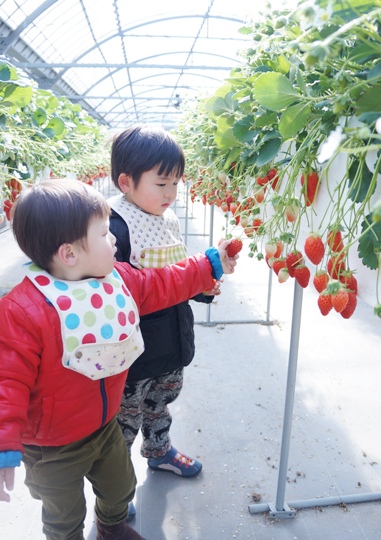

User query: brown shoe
[96,518,147,540]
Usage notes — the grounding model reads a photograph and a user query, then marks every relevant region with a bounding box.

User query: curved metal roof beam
[51,14,245,82]
[93,71,223,117]
[0,0,59,53]
[78,70,223,110]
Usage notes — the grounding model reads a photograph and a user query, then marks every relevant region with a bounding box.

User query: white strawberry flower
[376,117,381,134]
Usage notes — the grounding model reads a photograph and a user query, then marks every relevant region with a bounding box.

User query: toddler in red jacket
[0,178,237,540]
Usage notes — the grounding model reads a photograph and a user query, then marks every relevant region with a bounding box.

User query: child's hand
[0,467,15,502]
[217,239,238,275]
[204,279,222,296]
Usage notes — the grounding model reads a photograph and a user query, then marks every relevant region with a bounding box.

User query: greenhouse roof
[0,0,272,131]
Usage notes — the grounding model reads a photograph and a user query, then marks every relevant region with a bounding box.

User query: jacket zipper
[100,379,108,426]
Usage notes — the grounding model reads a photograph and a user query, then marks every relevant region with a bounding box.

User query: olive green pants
[23,417,136,540]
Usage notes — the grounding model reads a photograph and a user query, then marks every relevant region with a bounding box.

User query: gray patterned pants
[118,367,184,459]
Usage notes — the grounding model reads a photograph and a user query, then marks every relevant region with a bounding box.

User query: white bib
[25,263,144,380]
[109,195,187,268]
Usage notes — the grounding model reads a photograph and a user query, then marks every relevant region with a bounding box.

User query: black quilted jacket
[110,210,213,381]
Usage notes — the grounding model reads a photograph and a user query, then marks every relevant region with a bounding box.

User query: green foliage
[358,213,381,269]
[173,0,381,312]
[0,60,110,197]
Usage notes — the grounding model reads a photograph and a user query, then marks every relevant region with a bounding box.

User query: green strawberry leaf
[253,72,300,111]
[347,159,375,203]
[256,137,282,167]
[357,213,381,269]
[279,102,311,140]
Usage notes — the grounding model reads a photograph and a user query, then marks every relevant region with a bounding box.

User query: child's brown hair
[12,179,110,271]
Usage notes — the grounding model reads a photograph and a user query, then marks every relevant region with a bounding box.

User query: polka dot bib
[25,263,144,380]
[109,195,187,268]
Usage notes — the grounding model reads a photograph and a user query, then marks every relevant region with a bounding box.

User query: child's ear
[118,173,133,193]
[56,243,78,267]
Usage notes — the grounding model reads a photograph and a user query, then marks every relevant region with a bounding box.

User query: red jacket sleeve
[115,253,214,316]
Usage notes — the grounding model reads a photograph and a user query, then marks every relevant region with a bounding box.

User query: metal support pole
[249,280,303,518]
[249,281,381,517]
[265,268,273,324]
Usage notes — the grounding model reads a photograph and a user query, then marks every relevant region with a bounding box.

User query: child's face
[76,215,117,278]
[125,167,179,216]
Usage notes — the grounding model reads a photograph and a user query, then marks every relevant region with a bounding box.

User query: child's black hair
[111,124,185,189]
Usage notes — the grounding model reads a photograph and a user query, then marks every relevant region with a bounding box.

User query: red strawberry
[294,264,310,288]
[252,218,263,231]
[256,175,269,187]
[224,238,243,257]
[304,234,325,265]
[327,255,345,279]
[331,287,349,313]
[313,270,329,293]
[3,199,13,221]
[301,170,319,206]
[286,251,303,277]
[340,292,357,319]
[272,258,287,276]
[318,291,332,316]
[327,229,344,252]
[268,168,280,190]
[339,271,358,294]
[274,240,283,258]
[241,197,255,211]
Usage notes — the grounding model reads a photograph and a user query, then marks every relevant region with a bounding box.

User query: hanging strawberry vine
[174,0,381,319]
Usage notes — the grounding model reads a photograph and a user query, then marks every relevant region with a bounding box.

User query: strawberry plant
[0,60,110,202]
[174,0,381,318]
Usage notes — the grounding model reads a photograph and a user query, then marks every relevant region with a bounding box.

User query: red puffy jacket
[0,256,213,454]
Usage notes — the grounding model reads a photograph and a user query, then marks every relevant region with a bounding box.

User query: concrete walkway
[1,187,381,539]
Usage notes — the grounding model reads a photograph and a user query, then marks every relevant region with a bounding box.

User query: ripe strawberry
[340,292,357,319]
[241,197,255,211]
[278,267,289,283]
[252,218,263,231]
[225,238,243,257]
[331,287,349,313]
[327,255,345,279]
[285,202,299,222]
[3,199,13,221]
[274,240,283,258]
[286,251,303,277]
[268,168,280,190]
[304,234,325,265]
[313,270,329,293]
[301,170,319,206]
[294,264,310,288]
[256,175,269,187]
[339,271,358,294]
[225,194,233,205]
[272,258,287,276]
[327,229,344,252]
[318,291,332,316]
